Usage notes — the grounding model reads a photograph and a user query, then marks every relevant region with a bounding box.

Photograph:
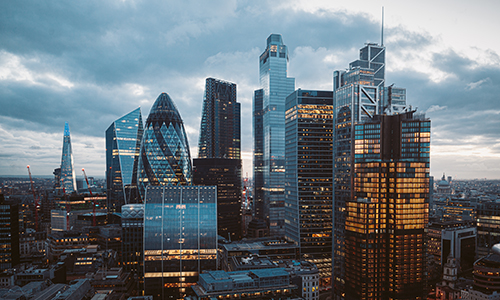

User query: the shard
[137,93,192,199]
[60,122,77,194]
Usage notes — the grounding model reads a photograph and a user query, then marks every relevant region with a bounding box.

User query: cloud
[466,78,490,90]
[0,1,499,179]
[426,105,447,114]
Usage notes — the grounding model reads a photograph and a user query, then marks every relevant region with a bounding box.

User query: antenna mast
[381,7,384,46]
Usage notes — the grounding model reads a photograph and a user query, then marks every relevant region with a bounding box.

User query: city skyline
[1,1,499,179]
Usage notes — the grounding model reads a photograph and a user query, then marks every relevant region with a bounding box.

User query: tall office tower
[0,194,20,272]
[284,89,333,289]
[194,78,242,241]
[198,78,240,160]
[60,122,77,194]
[344,111,430,300]
[332,41,409,298]
[253,34,295,237]
[143,185,217,299]
[121,204,144,292]
[252,89,265,222]
[106,108,143,212]
[137,93,192,200]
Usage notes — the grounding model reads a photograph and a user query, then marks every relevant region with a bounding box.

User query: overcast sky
[1,0,499,179]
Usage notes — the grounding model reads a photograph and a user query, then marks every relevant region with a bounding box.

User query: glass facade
[106,107,143,212]
[143,185,217,299]
[284,90,333,289]
[333,42,392,298]
[254,34,295,237]
[60,122,77,193]
[198,77,240,160]
[0,195,19,272]
[344,112,430,300]
[138,93,192,200]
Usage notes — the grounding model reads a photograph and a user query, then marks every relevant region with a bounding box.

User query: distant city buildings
[106,107,143,212]
[253,34,295,237]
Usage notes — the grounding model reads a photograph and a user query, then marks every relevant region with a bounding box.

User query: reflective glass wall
[143,185,217,299]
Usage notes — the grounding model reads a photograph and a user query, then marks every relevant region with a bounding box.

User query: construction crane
[82,168,96,226]
[26,165,39,232]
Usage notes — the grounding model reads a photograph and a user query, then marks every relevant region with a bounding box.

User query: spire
[64,122,70,136]
[381,7,384,46]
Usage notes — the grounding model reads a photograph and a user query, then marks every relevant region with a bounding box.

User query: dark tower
[194,78,242,241]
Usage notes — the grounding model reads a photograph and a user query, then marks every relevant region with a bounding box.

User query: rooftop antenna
[381,7,384,46]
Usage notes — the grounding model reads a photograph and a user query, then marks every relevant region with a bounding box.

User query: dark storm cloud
[1,0,499,177]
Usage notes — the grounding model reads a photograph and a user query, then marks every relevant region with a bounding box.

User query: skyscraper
[344,111,430,299]
[198,78,240,160]
[137,93,192,199]
[106,107,143,212]
[253,34,295,237]
[332,41,410,298]
[143,185,217,299]
[284,89,333,289]
[194,78,242,240]
[60,122,77,194]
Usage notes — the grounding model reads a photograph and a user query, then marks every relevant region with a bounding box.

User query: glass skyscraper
[332,41,413,298]
[198,77,240,160]
[106,107,143,212]
[60,122,77,194]
[137,93,192,200]
[143,185,217,299]
[284,89,333,289]
[194,77,242,241]
[345,111,430,299]
[253,34,295,237]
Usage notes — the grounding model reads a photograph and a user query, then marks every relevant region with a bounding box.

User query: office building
[194,78,242,241]
[121,204,144,292]
[198,78,240,160]
[219,238,299,272]
[284,89,333,288]
[344,111,430,299]
[0,194,20,271]
[190,268,298,300]
[106,107,144,212]
[332,40,410,297]
[477,202,500,258]
[253,34,295,237]
[143,186,217,299]
[193,158,242,241]
[60,122,77,193]
[137,93,192,200]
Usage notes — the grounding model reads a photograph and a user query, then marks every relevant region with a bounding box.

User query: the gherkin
[137,93,192,199]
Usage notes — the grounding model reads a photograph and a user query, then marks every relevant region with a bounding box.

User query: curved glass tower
[137,93,192,199]
[60,122,77,194]
[106,107,143,212]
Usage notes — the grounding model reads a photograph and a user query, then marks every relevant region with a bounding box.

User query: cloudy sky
[1,0,499,179]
